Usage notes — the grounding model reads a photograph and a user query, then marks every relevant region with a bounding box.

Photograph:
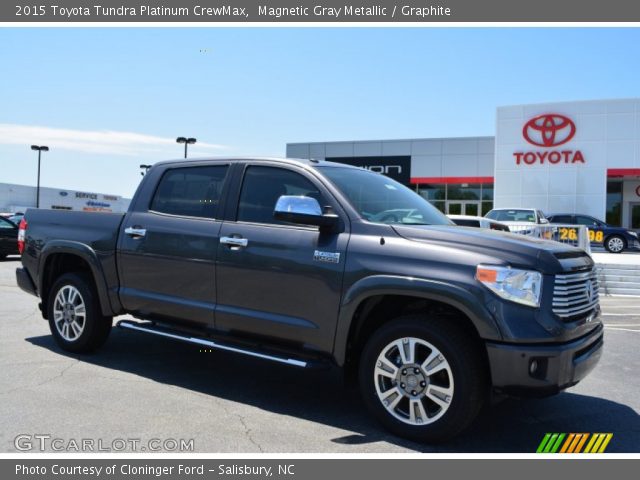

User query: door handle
[220,236,248,248]
[124,227,146,238]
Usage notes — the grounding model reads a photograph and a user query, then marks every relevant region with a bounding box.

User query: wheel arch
[38,241,116,318]
[333,275,502,368]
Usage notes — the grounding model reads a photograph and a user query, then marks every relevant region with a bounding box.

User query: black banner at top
[3,0,640,22]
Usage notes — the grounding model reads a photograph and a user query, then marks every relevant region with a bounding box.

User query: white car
[484,208,552,237]
[448,215,510,232]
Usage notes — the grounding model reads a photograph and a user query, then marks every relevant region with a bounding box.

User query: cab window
[150,166,228,219]
[237,166,326,225]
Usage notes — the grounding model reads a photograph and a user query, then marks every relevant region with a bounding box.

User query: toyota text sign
[514,113,584,166]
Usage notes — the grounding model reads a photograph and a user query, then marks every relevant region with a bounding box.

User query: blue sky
[1,27,640,197]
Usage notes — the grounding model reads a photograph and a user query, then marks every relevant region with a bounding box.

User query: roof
[152,157,357,169]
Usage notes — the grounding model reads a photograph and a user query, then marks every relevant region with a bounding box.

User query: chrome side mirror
[273,195,339,231]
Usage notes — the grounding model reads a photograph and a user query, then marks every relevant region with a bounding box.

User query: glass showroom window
[418,182,494,216]
[417,184,446,212]
[606,181,623,226]
[447,184,481,201]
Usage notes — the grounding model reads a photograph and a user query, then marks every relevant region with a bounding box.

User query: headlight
[629,231,638,239]
[476,265,542,307]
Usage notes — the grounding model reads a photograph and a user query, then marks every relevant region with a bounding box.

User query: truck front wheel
[47,272,112,353]
[359,315,486,442]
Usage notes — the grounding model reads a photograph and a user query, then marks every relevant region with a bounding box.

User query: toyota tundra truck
[15,157,603,442]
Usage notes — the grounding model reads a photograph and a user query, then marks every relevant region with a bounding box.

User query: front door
[117,164,229,329]
[215,164,349,353]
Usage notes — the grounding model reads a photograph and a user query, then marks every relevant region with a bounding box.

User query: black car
[547,213,640,253]
[0,216,19,259]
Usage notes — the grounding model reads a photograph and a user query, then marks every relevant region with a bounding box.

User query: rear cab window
[150,165,229,219]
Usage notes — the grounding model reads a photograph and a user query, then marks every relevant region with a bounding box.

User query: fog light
[529,360,538,375]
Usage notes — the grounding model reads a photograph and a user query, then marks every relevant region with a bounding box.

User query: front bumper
[486,323,603,396]
[16,267,37,296]
[627,237,640,251]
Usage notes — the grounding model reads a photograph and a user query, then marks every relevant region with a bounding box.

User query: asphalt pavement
[1,256,638,453]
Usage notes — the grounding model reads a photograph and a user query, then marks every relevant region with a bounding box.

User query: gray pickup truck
[16,157,603,442]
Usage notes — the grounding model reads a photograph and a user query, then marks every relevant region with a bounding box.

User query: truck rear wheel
[47,272,112,353]
[359,315,486,442]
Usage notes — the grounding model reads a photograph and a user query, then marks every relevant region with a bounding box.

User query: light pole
[176,137,197,158]
[31,145,49,208]
[140,164,152,176]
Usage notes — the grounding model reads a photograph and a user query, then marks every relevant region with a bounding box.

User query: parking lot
[1,256,639,453]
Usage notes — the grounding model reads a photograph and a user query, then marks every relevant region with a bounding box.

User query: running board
[117,320,308,368]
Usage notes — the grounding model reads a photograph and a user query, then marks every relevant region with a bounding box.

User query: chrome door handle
[124,227,146,238]
[220,236,248,248]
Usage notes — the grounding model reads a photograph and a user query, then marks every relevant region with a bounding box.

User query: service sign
[514,114,585,166]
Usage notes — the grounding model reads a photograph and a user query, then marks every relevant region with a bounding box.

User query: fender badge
[313,250,340,264]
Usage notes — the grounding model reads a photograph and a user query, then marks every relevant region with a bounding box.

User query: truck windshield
[319,166,453,226]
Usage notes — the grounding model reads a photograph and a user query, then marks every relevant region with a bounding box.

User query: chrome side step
[117,320,307,368]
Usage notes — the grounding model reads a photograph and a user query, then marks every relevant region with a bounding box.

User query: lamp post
[176,137,197,158]
[140,164,152,176]
[30,145,49,208]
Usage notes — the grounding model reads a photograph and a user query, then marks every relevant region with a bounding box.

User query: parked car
[485,208,552,238]
[448,215,510,231]
[16,158,603,442]
[547,213,640,253]
[0,216,19,259]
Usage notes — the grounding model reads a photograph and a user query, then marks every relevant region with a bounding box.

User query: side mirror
[273,195,339,231]
[539,218,549,224]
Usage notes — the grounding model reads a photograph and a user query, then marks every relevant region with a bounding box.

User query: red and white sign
[514,113,585,165]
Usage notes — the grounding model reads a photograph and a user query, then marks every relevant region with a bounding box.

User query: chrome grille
[553,269,599,320]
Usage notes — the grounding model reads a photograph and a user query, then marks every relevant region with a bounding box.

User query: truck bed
[22,209,125,304]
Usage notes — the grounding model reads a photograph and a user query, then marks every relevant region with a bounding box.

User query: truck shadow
[27,328,640,453]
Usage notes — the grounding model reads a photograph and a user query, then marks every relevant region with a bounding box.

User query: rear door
[117,163,230,329]
[215,163,349,353]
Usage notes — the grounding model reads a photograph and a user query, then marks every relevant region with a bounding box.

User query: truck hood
[391,224,593,274]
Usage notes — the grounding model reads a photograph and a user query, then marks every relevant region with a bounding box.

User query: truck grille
[552,269,599,320]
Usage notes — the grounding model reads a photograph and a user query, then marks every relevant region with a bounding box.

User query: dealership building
[287,98,640,231]
[0,183,130,215]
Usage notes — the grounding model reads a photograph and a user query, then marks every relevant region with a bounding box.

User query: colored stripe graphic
[574,433,589,453]
[559,433,575,453]
[537,433,612,453]
[536,433,552,453]
[597,434,613,453]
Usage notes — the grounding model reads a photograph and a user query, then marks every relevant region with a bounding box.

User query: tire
[605,235,626,253]
[359,315,487,442]
[47,272,112,353]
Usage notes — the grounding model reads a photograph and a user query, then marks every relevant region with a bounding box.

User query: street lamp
[30,145,49,208]
[176,137,197,159]
[140,164,152,176]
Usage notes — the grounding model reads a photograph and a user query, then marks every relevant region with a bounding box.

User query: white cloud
[0,124,228,156]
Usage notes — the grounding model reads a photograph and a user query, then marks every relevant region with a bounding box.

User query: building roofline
[287,135,495,147]
[498,97,640,110]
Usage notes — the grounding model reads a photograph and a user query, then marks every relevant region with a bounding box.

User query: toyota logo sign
[523,114,576,147]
